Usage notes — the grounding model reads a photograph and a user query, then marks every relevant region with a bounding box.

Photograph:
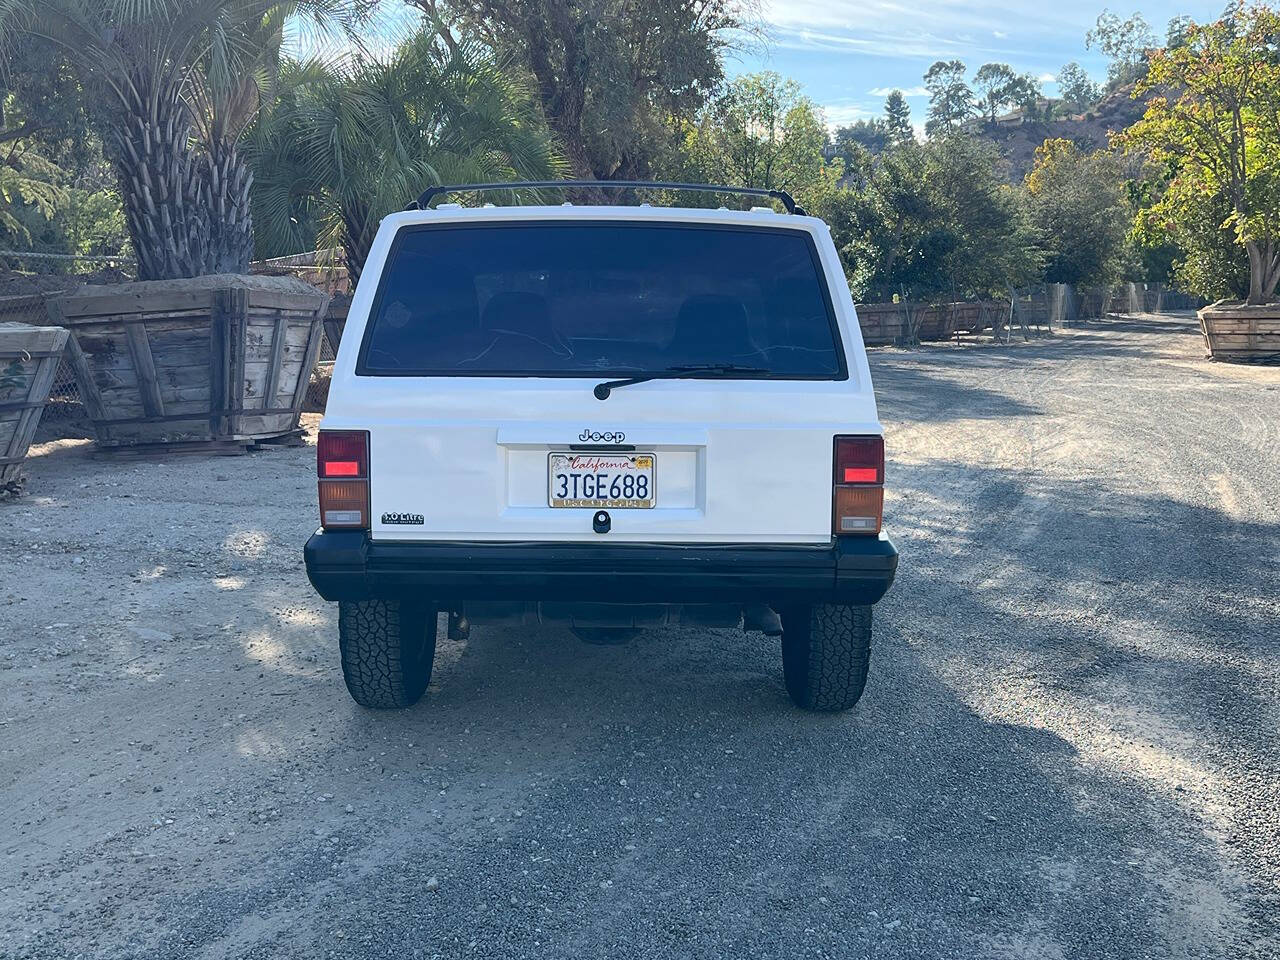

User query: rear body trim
[304,533,898,607]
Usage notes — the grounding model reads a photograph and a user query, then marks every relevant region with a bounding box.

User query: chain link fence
[0,252,136,436]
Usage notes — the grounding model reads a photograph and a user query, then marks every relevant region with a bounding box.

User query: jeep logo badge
[578,429,625,443]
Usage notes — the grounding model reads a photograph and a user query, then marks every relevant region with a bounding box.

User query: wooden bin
[323,293,352,355]
[1198,301,1280,363]
[49,275,329,451]
[0,323,69,495]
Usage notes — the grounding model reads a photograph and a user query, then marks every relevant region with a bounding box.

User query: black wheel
[779,603,872,712]
[338,600,438,709]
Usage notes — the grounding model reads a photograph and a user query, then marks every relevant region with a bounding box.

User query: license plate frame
[547,452,656,509]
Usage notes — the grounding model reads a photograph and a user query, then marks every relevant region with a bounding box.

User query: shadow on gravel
[130,461,1278,959]
[884,457,1280,951]
[868,362,1046,422]
[144,620,1231,960]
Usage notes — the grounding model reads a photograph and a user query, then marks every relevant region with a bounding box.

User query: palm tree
[0,0,350,280]
[247,29,565,282]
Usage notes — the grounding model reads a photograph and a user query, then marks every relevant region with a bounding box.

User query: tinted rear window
[357,222,845,378]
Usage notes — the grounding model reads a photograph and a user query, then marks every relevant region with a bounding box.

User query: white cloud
[763,1,1088,62]
[1038,72,1057,83]
[868,86,929,98]
[765,0,1080,35]
[821,103,874,128]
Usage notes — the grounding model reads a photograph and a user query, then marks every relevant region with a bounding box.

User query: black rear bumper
[304,533,898,607]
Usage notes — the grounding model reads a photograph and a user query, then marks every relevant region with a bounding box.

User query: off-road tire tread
[338,600,435,709]
[782,603,872,712]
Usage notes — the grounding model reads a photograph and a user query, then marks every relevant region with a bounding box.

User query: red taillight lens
[835,436,884,486]
[833,435,884,536]
[318,430,368,478]
[318,430,369,529]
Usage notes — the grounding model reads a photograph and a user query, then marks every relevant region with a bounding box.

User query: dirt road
[2,313,1277,959]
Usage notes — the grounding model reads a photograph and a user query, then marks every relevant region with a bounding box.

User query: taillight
[318,430,369,529]
[833,436,884,535]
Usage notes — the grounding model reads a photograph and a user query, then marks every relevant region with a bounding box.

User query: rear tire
[779,603,872,712]
[338,600,438,709]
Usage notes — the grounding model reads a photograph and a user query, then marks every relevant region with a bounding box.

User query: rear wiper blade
[593,364,770,400]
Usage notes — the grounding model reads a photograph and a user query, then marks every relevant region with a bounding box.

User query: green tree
[973,63,1019,125]
[0,42,130,265]
[926,136,1042,295]
[0,0,352,280]
[682,73,824,194]
[1025,139,1129,284]
[441,0,747,187]
[248,32,562,280]
[923,60,974,137]
[883,90,913,145]
[1166,14,1194,48]
[1086,9,1157,88]
[1010,73,1045,121]
[840,136,1040,300]
[833,120,888,159]
[1057,62,1101,114]
[1117,3,1280,304]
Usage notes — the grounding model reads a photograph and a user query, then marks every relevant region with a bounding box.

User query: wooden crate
[854,302,907,345]
[0,323,70,495]
[913,304,954,341]
[1198,302,1280,363]
[48,275,329,449]
[323,293,352,356]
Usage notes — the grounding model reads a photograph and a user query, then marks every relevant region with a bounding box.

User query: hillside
[977,85,1148,182]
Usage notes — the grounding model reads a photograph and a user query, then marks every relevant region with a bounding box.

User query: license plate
[548,453,655,508]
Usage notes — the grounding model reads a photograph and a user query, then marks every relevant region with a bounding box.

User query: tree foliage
[883,90,913,145]
[1025,138,1129,285]
[1117,2,1280,303]
[923,60,974,137]
[832,136,1041,300]
[680,73,830,202]
[1057,62,1101,114]
[1086,9,1157,88]
[439,0,747,188]
[0,42,130,262]
[247,30,562,280]
[833,120,887,159]
[974,62,1019,125]
[0,0,354,280]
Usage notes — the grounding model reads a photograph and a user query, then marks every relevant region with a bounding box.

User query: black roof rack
[409,180,806,216]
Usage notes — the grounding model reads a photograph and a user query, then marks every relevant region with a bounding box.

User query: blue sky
[293,1,1228,130]
[746,1,1226,128]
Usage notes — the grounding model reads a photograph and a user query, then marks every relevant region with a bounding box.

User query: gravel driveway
[2,312,1277,960]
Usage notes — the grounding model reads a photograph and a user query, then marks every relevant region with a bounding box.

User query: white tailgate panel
[334,379,879,544]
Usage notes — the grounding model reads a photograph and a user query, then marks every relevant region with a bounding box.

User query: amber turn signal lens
[319,479,369,529]
[833,485,883,535]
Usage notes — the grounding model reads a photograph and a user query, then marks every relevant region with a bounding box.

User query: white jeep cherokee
[304,182,898,712]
